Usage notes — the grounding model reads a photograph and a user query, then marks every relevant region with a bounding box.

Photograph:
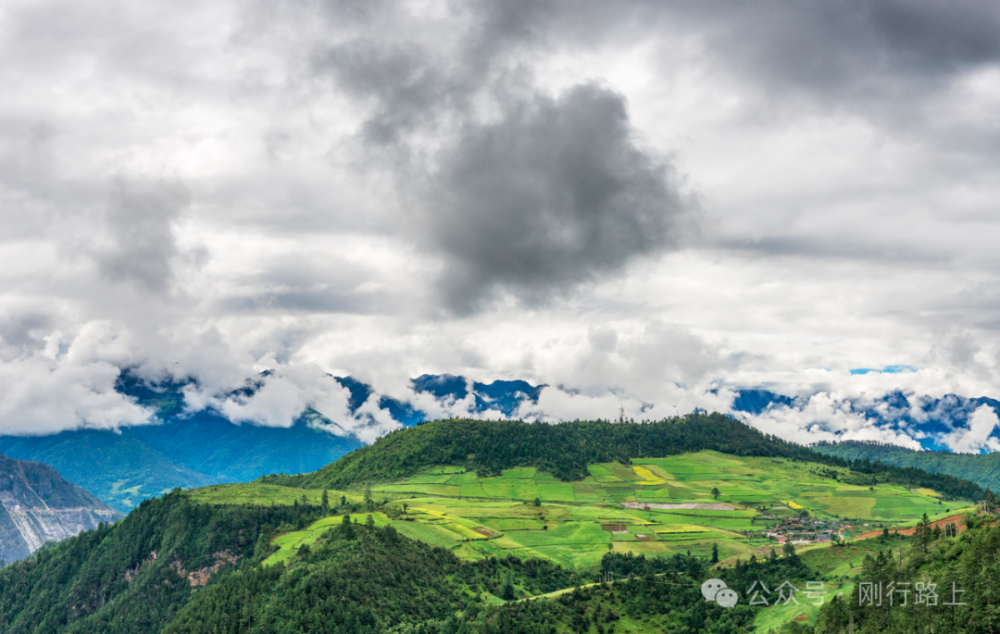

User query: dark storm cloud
[311,1,694,312]
[422,84,690,312]
[96,180,189,294]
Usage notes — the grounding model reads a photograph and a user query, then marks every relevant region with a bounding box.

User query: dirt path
[855,514,966,540]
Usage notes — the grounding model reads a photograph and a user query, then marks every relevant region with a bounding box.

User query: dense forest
[0,485,816,634]
[813,512,1000,634]
[0,491,320,634]
[131,520,816,634]
[271,415,983,501]
[815,440,1000,495]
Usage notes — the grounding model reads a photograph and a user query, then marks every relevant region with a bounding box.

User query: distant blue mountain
[0,370,546,511]
[730,388,1000,453]
[7,367,999,513]
[411,374,545,417]
[334,376,425,426]
[730,389,796,415]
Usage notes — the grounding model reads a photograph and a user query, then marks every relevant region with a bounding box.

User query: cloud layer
[2,0,1000,444]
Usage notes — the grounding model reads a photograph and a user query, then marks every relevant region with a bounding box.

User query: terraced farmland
[191,450,971,575]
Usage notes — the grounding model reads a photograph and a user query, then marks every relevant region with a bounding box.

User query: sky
[2,0,1000,447]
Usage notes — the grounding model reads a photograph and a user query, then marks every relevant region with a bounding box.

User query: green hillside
[0,432,212,512]
[0,416,986,634]
[812,511,1000,633]
[210,449,970,574]
[273,415,983,501]
[814,440,1000,493]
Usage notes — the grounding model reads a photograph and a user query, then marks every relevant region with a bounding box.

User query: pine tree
[711,543,719,564]
[321,489,329,510]
[501,575,516,601]
[914,513,931,553]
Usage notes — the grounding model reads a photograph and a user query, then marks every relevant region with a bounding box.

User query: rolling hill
[274,414,983,501]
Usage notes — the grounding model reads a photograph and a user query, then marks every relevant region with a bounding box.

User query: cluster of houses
[763,517,839,545]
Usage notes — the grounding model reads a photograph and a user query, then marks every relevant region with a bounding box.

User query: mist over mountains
[3,367,1000,513]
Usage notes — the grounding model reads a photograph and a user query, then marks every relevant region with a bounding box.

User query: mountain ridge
[0,452,121,563]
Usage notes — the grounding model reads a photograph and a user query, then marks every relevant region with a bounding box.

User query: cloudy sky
[3,0,1000,444]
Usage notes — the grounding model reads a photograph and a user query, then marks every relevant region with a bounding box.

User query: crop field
[193,450,968,574]
[264,513,392,565]
[189,483,362,506]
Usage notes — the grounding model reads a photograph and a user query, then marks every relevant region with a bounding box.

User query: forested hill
[272,414,982,501]
[275,413,815,489]
[814,440,1000,493]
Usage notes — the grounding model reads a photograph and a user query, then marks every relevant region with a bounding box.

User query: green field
[191,450,965,575]
[264,513,392,565]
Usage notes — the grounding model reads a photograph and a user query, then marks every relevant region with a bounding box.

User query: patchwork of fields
[191,450,969,573]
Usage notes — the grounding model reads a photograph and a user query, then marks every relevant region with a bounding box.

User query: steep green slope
[0,491,314,634]
[814,440,1000,493]
[0,493,810,634]
[162,523,816,634]
[813,512,999,634]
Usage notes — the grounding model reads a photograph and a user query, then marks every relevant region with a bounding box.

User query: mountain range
[0,371,545,511]
[730,387,1000,452]
[4,369,1000,513]
[811,440,1000,494]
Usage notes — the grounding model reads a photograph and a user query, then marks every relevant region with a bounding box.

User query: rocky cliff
[0,453,121,563]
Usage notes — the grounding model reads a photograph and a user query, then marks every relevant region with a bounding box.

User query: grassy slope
[191,451,959,634]
[194,450,962,580]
